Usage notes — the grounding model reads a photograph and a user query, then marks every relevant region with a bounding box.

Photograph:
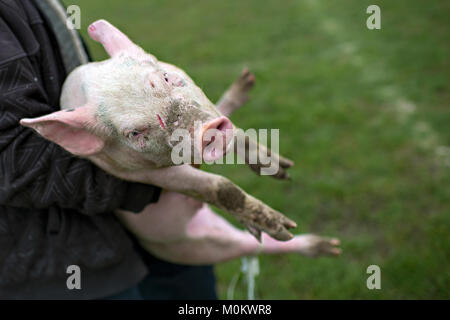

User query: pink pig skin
[20,19,298,242]
[116,192,341,264]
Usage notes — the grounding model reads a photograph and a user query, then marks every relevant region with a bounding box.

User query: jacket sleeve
[0,14,161,215]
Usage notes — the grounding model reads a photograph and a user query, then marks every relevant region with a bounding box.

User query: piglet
[20,20,296,241]
[116,73,341,263]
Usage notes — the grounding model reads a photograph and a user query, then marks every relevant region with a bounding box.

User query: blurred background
[65,0,449,299]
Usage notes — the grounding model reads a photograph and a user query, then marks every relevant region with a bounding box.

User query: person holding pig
[0,1,340,300]
[0,0,217,300]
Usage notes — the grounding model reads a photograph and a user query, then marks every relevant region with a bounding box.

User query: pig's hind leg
[116,191,203,244]
[116,193,341,265]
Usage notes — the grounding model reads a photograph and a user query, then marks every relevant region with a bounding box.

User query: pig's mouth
[201,116,234,162]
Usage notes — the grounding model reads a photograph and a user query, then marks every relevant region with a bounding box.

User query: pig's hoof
[274,228,295,241]
[237,67,255,92]
[272,156,294,180]
[242,212,296,242]
[248,157,294,181]
[272,215,297,241]
[265,216,297,242]
[301,235,342,257]
[273,167,291,180]
[279,156,294,169]
[246,224,293,242]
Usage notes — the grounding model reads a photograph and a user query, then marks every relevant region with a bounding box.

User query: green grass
[67,0,450,299]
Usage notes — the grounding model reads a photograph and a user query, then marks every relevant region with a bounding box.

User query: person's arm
[0,15,160,215]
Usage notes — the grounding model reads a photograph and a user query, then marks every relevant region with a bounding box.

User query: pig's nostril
[201,116,233,161]
[205,136,215,147]
[205,136,216,147]
[213,118,233,135]
[201,116,233,150]
[217,120,228,133]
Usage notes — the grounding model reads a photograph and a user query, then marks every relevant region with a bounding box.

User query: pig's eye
[163,73,169,83]
[127,130,141,138]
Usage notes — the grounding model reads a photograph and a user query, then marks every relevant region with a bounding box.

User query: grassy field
[67,0,450,299]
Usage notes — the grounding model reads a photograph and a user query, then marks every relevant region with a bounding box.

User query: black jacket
[0,0,161,299]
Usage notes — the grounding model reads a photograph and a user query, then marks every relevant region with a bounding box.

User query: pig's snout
[201,116,233,162]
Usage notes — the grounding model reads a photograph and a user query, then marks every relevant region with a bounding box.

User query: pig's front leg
[234,129,294,180]
[90,156,296,241]
[138,165,297,241]
[216,68,255,117]
[216,68,294,180]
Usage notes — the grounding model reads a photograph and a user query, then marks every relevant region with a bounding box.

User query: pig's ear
[20,106,105,156]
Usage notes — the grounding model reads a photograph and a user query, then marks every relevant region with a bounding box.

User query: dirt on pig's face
[83,54,223,168]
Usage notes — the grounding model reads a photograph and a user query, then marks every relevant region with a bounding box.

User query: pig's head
[20,20,234,169]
